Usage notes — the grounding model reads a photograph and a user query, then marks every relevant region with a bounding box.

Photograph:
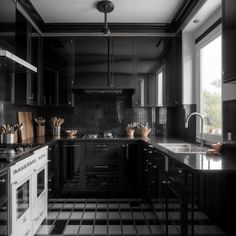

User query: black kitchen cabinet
[14,10,41,105]
[133,37,164,107]
[48,142,59,199]
[0,0,16,53]
[59,142,85,191]
[0,169,9,236]
[85,142,124,191]
[74,37,109,88]
[42,37,74,106]
[222,0,236,83]
[0,1,15,103]
[124,142,143,194]
[110,37,136,88]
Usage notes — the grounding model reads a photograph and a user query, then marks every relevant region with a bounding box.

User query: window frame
[195,25,222,145]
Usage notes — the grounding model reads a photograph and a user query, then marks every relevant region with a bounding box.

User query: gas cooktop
[0,144,38,162]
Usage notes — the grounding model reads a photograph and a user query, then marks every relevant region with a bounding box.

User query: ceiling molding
[42,23,171,34]
[170,0,207,33]
[16,0,208,36]
[16,0,45,29]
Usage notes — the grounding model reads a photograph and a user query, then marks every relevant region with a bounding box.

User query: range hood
[0,50,37,73]
[84,89,123,94]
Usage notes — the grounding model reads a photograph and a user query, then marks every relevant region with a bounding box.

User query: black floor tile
[108,220,121,225]
[134,220,147,225]
[81,220,94,225]
[50,220,67,234]
[41,219,54,225]
[129,202,140,207]
[121,220,134,225]
[68,220,81,225]
[95,220,108,225]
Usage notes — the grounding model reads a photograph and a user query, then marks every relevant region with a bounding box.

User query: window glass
[200,35,222,135]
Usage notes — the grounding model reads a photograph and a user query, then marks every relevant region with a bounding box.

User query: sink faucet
[185,112,205,147]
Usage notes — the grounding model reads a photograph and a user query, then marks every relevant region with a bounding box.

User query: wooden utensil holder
[127,129,135,138]
[140,127,151,138]
[36,126,45,137]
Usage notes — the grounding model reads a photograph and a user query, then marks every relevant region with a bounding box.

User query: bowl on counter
[65,130,78,138]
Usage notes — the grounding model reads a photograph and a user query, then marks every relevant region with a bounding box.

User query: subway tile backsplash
[38,93,154,136]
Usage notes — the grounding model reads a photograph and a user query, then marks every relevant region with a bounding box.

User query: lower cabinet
[0,170,9,236]
[48,142,59,198]
[57,141,135,194]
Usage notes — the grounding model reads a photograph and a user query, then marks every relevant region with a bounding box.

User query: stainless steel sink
[159,143,207,153]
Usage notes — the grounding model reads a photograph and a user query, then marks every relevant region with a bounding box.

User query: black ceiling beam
[16,0,45,30]
[170,0,207,33]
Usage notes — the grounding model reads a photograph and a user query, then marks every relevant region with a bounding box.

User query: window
[156,66,164,106]
[196,27,222,143]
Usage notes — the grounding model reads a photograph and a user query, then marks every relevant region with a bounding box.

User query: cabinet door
[163,37,182,106]
[42,37,71,106]
[222,0,236,82]
[74,37,109,88]
[60,143,85,189]
[133,37,163,107]
[111,37,135,88]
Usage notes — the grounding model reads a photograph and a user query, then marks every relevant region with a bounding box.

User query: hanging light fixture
[96,0,114,36]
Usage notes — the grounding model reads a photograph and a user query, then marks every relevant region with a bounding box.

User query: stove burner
[0,144,37,162]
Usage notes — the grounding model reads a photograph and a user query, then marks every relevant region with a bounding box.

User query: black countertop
[1,135,236,173]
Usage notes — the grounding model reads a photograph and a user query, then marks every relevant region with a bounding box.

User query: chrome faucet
[185,112,205,147]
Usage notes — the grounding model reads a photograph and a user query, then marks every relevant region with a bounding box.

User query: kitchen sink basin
[159,143,207,153]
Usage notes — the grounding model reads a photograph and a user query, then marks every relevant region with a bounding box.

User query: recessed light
[193,19,200,24]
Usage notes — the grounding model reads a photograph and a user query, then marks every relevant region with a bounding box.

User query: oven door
[32,163,48,234]
[11,173,32,236]
[33,164,47,205]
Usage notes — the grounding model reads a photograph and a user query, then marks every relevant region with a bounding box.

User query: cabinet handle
[94,148,109,151]
[125,144,129,160]
[0,179,6,183]
[94,165,109,169]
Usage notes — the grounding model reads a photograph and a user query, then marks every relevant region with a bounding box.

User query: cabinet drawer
[85,164,119,173]
[85,174,119,189]
[87,143,123,162]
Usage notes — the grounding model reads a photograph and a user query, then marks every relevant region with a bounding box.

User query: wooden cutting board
[17,112,34,141]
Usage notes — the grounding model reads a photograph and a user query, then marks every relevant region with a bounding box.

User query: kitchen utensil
[52,126,61,136]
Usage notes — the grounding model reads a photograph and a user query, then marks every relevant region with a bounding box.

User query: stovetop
[0,144,37,162]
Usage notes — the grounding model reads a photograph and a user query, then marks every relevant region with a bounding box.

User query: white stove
[10,146,48,236]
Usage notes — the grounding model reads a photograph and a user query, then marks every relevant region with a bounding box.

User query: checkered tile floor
[35,199,226,236]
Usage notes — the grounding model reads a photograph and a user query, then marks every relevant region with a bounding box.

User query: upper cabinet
[73,37,135,89]
[222,0,236,83]
[42,37,74,106]
[111,37,135,88]
[14,10,41,105]
[74,37,109,88]
[133,37,182,107]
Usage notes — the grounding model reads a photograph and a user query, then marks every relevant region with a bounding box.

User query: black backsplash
[167,104,196,141]
[38,92,154,136]
[223,100,236,141]
[0,91,197,139]
[0,102,38,125]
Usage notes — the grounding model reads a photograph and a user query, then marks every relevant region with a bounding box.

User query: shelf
[0,50,37,73]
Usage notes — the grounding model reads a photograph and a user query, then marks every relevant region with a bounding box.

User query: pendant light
[96,0,114,36]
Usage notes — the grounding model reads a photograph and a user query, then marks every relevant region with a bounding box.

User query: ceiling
[29,0,184,24]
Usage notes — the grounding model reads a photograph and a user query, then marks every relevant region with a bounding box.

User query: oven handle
[33,161,49,172]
